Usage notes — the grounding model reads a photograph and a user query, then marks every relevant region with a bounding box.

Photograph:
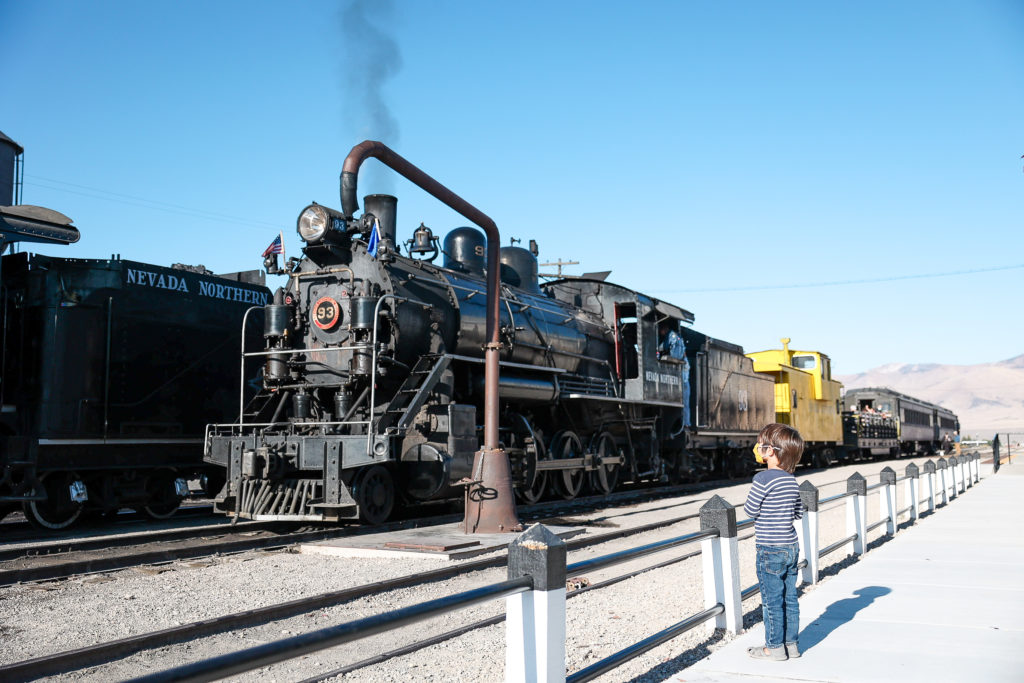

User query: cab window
[792,354,816,370]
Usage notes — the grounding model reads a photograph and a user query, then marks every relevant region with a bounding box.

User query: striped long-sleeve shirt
[743,469,803,545]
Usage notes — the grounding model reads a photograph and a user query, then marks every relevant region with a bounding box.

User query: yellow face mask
[752,442,771,465]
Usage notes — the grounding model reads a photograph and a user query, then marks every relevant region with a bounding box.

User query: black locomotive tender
[0,127,271,529]
[205,167,773,526]
[0,254,269,528]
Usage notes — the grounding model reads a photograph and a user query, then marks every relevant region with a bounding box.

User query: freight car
[842,387,958,455]
[0,253,269,528]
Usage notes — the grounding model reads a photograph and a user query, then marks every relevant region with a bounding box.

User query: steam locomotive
[204,143,958,526]
[204,147,775,525]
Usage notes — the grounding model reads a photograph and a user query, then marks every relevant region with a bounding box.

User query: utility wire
[23,174,283,230]
[653,263,1024,294]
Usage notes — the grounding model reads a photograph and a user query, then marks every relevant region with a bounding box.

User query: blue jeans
[756,543,800,648]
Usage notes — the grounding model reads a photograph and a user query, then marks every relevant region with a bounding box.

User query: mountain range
[836,355,1024,438]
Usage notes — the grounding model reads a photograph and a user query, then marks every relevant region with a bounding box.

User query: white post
[700,496,742,634]
[506,525,566,683]
[923,460,936,513]
[973,452,980,483]
[846,473,868,556]
[960,457,969,491]
[798,481,820,585]
[879,467,896,535]
[938,458,949,505]
[949,456,959,499]
[905,463,919,522]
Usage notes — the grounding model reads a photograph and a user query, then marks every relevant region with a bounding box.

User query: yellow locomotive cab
[746,338,843,448]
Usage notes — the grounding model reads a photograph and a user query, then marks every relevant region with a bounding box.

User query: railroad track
[0,477,738,587]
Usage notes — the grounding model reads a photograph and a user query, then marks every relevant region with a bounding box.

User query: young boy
[744,422,805,661]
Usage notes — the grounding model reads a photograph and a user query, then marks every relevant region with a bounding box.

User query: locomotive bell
[410,223,436,255]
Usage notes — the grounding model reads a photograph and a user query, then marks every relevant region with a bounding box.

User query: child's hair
[758,423,804,473]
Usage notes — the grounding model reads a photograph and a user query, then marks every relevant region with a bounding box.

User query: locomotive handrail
[237,305,264,425]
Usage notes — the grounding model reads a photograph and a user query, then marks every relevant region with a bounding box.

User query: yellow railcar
[746,338,843,467]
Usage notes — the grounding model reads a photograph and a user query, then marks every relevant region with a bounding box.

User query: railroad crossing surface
[671,463,1024,682]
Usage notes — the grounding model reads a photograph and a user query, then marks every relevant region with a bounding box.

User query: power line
[652,263,1024,294]
[23,174,283,230]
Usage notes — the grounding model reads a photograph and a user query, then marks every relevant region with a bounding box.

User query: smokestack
[363,193,397,245]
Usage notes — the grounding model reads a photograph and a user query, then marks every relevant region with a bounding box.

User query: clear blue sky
[2,0,1022,373]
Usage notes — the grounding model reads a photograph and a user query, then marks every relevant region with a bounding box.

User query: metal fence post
[993,435,1000,473]
[699,495,742,634]
[845,472,867,556]
[948,456,959,499]
[972,452,980,483]
[959,456,969,491]
[506,524,567,683]
[937,457,949,505]
[879,467,896,535]
[905,463,919,522]
[797,481,819,585]
[922,459,936,513]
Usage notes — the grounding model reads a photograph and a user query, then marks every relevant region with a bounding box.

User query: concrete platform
[301,522,585,560]
[671,466,1024,682]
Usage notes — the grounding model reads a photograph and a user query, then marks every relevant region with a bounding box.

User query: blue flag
[367,219,382,258]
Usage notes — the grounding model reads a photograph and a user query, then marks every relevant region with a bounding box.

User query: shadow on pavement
[800,585,892,653]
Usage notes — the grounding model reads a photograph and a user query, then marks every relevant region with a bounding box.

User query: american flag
[262,233,284,258]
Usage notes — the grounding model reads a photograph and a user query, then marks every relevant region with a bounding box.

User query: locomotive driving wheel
[24,472,84,530]
[551,430,585,500]
[140,470,184,520]
[354,465,395,525]
[508,415,548,505]
[588,431,620,495]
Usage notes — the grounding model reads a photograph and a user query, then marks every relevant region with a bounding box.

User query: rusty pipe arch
[339,140,501,451]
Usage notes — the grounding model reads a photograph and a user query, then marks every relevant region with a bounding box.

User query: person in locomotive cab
[745,423,804,661]
[658,321,691,427]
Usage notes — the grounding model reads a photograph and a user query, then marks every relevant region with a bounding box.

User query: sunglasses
[752,442,777,464]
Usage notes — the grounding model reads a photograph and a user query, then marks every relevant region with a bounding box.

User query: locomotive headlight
[297,205,328,243]
[296,203,348,244]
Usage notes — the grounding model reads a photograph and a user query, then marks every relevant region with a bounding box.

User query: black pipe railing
[126,577,533,683]
[566,605,725,683]
[819,533,858,559]
[567,529,718,577]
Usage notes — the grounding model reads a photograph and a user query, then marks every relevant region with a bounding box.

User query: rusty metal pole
[339,141,521,533]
